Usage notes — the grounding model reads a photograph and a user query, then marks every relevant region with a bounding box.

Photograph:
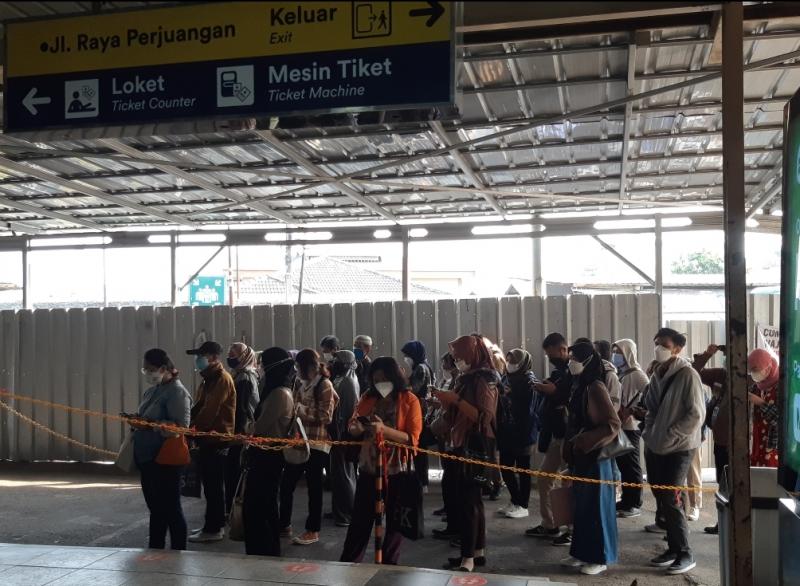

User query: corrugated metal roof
[0,4,796,233]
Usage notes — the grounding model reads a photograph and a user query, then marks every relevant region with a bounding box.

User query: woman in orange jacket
[339,356,423,565]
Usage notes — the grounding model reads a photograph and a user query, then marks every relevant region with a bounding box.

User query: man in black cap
[186,341,237,543]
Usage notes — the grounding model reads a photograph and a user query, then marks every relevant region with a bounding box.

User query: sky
[0,229,783,307]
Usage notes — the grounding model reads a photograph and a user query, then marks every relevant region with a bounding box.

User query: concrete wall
[0,294,660,461]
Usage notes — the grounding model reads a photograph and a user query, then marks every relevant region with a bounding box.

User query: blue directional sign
[4,1,454,134]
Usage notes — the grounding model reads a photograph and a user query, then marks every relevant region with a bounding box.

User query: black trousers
[646,449,692,555]
[616,429,643,509]
[414,452,430,487]
[499,447,532,509]
[243,450,284,557]
[280,449,327,533]
[225,444,244,516]
[139,462,187,550]
[458,471,486,559]
[197,446,228,533]
[441,456,462,533]
[714,444,729,495]
[340,473,404,564]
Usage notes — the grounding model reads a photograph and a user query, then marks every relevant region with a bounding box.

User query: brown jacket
[191,361,236,447]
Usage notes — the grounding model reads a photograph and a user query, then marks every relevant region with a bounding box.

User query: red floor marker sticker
[450,577,488,586]
[139,553,167,562]
[283,563,320,574]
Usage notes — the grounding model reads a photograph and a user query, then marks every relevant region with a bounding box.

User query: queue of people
[126,326,778,576]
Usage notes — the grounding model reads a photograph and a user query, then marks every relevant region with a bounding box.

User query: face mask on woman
[195,356,209,371]
[375,381,393,398]
[226,357,240,370]
[142,369,164,386]
[611,353,626,369]
[403,356,415,369]
[568,359,585,376]
[751,369,768,383]
[455,359,469,372]
[654,345,673,364]
[506,362,520,374]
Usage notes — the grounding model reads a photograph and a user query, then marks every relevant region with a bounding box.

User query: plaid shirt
[293,376,339,453]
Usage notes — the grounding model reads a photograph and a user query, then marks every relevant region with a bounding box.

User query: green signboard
[189,276,225,306]
[781,95,800,484]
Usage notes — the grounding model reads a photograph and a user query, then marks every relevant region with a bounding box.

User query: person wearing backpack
[243,347,295,557]
[279,349,339,546]
[496,349,543,520]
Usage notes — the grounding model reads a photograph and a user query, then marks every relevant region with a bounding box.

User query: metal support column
[532,235,545,296]
[21,243,30,310]
[655,217,663,325]
[722,4,753,585]
[170,235,177,306]
[401,230,409,301]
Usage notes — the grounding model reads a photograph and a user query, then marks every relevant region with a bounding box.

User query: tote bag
[115,432,136,474]
[282,416,311,465]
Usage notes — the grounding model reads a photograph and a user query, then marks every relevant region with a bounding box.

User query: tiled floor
[0,544,576,586]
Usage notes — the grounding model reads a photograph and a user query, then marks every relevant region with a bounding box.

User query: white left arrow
[23,87,51,116]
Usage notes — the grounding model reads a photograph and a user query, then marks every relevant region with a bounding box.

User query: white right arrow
[23,87,51,116]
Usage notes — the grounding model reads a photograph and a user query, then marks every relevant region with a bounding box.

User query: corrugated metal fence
[0,294,659,462]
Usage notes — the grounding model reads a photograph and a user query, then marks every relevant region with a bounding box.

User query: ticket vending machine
[778,87,800,586]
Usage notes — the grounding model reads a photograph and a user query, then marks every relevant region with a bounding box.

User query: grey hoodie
[332,350,360,438]
[643,356,706,455]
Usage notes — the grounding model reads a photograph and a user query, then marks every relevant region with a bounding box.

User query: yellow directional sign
[7,1,452,78]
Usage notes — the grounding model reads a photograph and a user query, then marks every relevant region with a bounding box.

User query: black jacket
[497,370,542,450]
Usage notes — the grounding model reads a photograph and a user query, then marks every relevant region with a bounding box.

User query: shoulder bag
[282,416,311,465]
[115,431,136,473]
[227,469,247,541]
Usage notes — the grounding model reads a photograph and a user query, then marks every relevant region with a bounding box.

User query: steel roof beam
[746,183,782,220]
[98,138,296,225]
[0,193,106,231]
[619,42,636,211]
[254,130,397,223]
[429,121,506,217]
[0,155,195,227]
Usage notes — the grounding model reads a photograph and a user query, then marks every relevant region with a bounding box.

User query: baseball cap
[186,341,223,356]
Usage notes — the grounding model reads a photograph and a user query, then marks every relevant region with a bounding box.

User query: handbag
[180,449,203,498]
[282,416,311,465]
[156,434,191,467]
[227,469,247,541]
[115,432,136,474]
[550,485,574,527]
[387,460,424,540]
[597,429,635,460]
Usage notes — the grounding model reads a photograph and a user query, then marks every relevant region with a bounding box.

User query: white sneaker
[581,563,608,575]
[188,530,224,543]
[687,507,701,521]
[496,502,514,516]
[560,556,584,568]
[504,505,530,519]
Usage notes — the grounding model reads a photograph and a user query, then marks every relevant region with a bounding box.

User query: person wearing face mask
[401,340,434,490]
[611,339,650,518]
[642,328,705,576]
[748,348,780,467]
[525,332,573,543]
[279,349,339,546]
[328,350,360,527]
[340,356,422,564]
[319,335,340,368]
[353,335,373,395]
[186,341,237,544]
[559,341,621,576]
[132,348,191,550]
[434,335,498,573]
[224,343,260,519]
[244,347,295,557]
[431,352,461,535]
[496,349,543,520]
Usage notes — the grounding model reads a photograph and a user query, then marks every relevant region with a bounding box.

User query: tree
[671,250,724,274]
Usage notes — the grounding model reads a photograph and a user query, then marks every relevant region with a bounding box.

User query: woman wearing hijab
[329,350,360,527]
[748,348,780,467]
[224,343,260,518]
[401,340,434,489]
[434,334,498,573]
[243,347,295,557]
[611,339,650,518]
[496,349,543,520]
[339,356,422,564]
[560,341,621,576]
